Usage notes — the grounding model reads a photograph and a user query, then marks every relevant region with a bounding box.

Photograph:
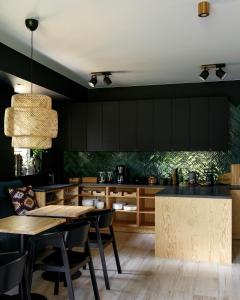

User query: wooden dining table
[0,215,66,300]
[26,205,93,219]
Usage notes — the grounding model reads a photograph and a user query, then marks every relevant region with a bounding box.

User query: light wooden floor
[30,232,240,300]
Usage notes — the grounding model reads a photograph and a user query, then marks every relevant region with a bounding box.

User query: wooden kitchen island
[155,186,232,264]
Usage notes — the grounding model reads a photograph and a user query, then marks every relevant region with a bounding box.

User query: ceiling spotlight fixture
[199,63,227,81]
[216,64,227,79]
[198,1,210,17]
[103,74,112,86]
[88,72,112,88]
[88,74,97,87]
[199,68,209,81]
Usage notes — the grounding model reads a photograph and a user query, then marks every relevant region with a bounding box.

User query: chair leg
[54,272,60,295]
[60,243,75,300]
[97,238,110,289]
[88,260,100,300]
[112,240,122,274]
[110,226,122,274]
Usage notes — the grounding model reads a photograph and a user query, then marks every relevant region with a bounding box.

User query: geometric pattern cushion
[8,185,39,215]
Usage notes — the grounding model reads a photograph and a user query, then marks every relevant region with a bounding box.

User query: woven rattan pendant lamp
[4,18,58,149]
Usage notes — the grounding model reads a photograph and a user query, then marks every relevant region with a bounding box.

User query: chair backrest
[61,220,90,249]
[86,209,114,229]
[0,252,27,294]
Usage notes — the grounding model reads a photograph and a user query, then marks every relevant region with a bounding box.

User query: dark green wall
[0,83,15,180]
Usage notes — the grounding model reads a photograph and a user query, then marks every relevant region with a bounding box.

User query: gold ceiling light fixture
[4,18,58,149]
[198,1,210,17]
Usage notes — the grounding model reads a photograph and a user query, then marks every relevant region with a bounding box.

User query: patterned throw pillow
[9,185,39,215]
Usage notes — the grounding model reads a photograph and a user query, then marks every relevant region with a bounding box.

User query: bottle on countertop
[171,168,179,185]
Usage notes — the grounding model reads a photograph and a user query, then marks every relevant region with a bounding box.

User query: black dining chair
[85,209,122,290]
[0,251,30,300]
[29,220,100,300]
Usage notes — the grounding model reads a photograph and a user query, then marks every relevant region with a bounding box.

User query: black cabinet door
[154,99,172,150]
[190,97,209,150]
[87,102,102,151]
[172,98,190,150]
[119,101,137,151]
[137,100,154,151]
[209,97,229,150]
[70,103,87,151]
[53,103,71,151]
[102,101,119,151]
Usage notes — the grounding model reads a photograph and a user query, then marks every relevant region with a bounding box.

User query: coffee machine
[116,165,127,184]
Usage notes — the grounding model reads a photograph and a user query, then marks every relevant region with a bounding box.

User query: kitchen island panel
[155,196,232,264]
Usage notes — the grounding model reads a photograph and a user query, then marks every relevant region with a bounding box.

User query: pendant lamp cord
[30,30,33,94]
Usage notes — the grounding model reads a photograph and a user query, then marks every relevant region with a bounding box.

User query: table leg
[17,234,48,300]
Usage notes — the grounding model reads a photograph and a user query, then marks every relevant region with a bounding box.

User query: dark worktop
[156,185,231,199]
[78,183,166,189]
[33,183,78,192]
[33,182,239,198]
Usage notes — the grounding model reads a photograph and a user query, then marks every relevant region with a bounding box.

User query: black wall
[88,80,240,106]
[0,83,15,180]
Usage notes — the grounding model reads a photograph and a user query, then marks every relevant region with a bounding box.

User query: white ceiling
[0,0,240,89]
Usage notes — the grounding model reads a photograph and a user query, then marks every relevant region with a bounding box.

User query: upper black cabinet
[87,102,102,151]
[172,98,190,150]
[190,97,209,150]
[119,101,137,151]
[209,97,229,150]
[137,100,154,151]
[66,96,229,152]
[154,99,172,150]
[102,101,119,151]
[70,103,87,151]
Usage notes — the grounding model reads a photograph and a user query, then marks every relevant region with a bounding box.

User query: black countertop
[33,183,78,192]
[156,185,231,199]
[33,183,239,199]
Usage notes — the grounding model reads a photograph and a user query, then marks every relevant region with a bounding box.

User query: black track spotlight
[103,74,112,86]
[216,65,226,79]
[199,68,209,81]
[88,75,97,88]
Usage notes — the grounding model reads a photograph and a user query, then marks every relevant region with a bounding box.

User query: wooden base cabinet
[155,196,232,264]
[35,185,79,207]
[78,185,163,233]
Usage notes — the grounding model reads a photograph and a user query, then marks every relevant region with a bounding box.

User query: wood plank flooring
[29,233,240,300]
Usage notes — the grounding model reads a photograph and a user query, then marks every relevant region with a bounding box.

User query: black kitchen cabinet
[154,99,172,150]
[137,100,154,151]
[102,101,119,151]
[70,102,87,151]
[190,97,209,150]
[53,103,71,151]
[209,97,229,150]
[172,98,190,150]
[87,102,102,151]
[119,101,137,151]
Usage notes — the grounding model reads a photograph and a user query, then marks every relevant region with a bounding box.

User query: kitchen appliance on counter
[116,165,127,184]
[99,171,106,183]
[204,170,215,186]
[133,176,147,185]
[188,171,197,185]
[148,176,157,185]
